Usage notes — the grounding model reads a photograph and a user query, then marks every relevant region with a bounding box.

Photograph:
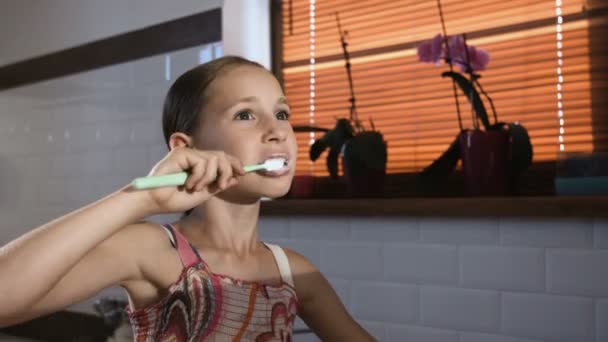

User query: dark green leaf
[442,71,490,130]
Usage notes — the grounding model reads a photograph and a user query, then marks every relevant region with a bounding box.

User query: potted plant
[417,31,533,195]
[307,13,387,197]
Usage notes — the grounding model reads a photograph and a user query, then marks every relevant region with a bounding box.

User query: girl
[0,56,374,341]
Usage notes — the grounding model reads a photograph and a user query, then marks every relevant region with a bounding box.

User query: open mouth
[257,155,291,177]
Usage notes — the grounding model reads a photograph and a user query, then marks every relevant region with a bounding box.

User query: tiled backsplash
[259,216,608,342]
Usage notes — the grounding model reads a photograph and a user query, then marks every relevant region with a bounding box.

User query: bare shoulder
[103,221,169,253]
[100,221,174,275]
[282,247,318,274]
[281,247,324,301]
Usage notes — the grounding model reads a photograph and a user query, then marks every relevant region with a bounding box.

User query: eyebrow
[228,96,289,108]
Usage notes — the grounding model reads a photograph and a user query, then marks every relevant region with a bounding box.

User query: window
[280,0,606,178]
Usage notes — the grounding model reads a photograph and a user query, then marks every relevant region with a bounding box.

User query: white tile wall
[420,218,499,245]
[547,248,608,297]
[256,216,606,342]
[384,244,458,285]
[594,219,608,249]
[0,42,221,317]
[460,246,545,292]
[502,292,594,341]
[597,299,608,342]
[421,286,501,332]
[385,324,459,342]
[499,218,594,248]
[351,282,418,324]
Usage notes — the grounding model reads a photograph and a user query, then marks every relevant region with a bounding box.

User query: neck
[178,197,261,254]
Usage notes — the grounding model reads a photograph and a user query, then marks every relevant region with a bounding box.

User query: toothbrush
[130,158,287,190]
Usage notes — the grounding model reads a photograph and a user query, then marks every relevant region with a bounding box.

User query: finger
[186,156,206,191]
[217,156,233,190]
[225,154,246,176]
[198,155,218,191]
[226,177,239,188]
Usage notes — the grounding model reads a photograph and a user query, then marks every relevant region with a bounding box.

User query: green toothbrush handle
[243,164,266,173]
[131,172,188,190]
[131,163,265,190]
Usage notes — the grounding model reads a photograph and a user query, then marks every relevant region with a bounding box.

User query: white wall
[0,0,223,66]
[0,0,272,70]
[259,216,608,342]
[0,41,225,314]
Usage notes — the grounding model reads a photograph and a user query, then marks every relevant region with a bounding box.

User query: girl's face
[195,65,298,201]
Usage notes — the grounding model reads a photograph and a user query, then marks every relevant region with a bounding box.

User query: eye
[234,110,254,120]
[276,110,290,121]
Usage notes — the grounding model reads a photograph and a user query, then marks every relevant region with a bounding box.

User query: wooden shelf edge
[260,196,608,217]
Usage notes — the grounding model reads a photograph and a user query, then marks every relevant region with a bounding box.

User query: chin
[220,176,293,202]
[254,181,293,199]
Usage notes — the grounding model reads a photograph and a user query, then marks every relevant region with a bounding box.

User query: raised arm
[286,249,376,341]
[0,147,244,326]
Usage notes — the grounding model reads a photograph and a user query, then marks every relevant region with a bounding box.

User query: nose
[262,118,289,143]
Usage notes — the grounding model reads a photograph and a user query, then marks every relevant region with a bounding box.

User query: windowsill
[260,196,608,217]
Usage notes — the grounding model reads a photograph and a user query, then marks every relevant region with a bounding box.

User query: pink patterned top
[126,224,299,341]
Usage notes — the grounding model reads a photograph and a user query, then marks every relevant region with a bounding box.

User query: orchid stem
[436,0,463,131]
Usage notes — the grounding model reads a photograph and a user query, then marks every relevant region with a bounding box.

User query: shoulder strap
[264,243,295,288]
[162,224,200,268]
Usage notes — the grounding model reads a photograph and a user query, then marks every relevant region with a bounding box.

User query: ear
[168,132,194,150]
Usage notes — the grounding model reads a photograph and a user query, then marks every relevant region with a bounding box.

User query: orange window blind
[281,0,607,176]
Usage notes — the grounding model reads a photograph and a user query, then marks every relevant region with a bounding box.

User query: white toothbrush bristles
[264,158,287,171]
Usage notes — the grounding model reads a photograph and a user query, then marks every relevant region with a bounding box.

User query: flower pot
[342,161,386,197]
[341,131,388,198]
[459,128,510,196]
[287,175,315,198]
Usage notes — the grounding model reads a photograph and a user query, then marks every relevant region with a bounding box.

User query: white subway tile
[502,292,593,341]
[18,176,39,206]
[320,242,383,280]
[351,217,419,242]
[594,219,608,249]
[460,246,544,291]
[358,320,386,341]
[49,153,80,178]
[290,217,350,240]
[326,277,352,311]
[499,218,593,248]
[148,144,168,165]
[385,324,458,342]
[258,217,290,240]
[77,63,133,89]
[170,47,199,78]
[547,249,608,297]
[112,146,150,178]
[131,119,161,145]
[64,178,101,206]
[598,299,608,342]
[384,244,458,285]
[420,218,499,245]
[280,240,321,268]
[97,121,132,147]
[459,332,542,342]
[421,286,500,332]
[133,55,167,86]
[82,150,115,176]
[40,179,66,205]
[69,123,101,149]
[352,282,418,324]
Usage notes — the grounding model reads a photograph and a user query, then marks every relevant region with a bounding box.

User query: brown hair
[161,55,265,146]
